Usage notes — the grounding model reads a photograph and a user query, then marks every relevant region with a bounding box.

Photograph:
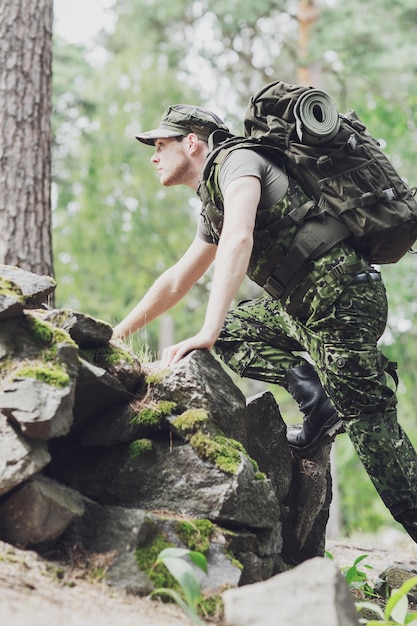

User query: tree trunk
[0,0,54,278]
[297,0,320,86]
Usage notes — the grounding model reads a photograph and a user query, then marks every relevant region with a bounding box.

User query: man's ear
[186,133,200,153]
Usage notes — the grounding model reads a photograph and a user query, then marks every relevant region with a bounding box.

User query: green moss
[189,433,262,476]
[131,400,177,428]
[52,326,74,344]
[172,408,209,435]
[189,433,244,474]
[24,315,76,349]
[81,344,135,367]
[135,532,178,591]
[11,315,76,388]
[0,278,25,302]
[104,345,135,366]
[199,594,225,619]
[145,369,170,385]
[13,363,70,388]
[0,314,74,389]
[132,408,160,428]
[255,471,267,481]
[25,315,55,345]
[174,517,239,621]
[129,438,153,459]
[175,519,214,554]
[227,552,244,571]
[0,553,19,564]
[248,456,261,474]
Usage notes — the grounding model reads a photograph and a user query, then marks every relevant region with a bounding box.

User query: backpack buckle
[383,187,396,202]
[264,275,285,299]
[347,133,357,151]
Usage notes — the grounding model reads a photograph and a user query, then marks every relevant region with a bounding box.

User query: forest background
[51,0,417,538]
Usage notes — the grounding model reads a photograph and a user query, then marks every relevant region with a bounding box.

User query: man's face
[151,136,192,186]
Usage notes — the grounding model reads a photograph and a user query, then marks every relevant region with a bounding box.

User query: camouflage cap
[135,104,229,145]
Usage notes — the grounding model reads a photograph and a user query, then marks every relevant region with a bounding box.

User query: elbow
[223,230,253,249]
[240,232,254,248]
[162,267,193,301]
[221,229,253,252]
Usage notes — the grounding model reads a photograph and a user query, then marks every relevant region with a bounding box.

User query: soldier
[113,104,417,543]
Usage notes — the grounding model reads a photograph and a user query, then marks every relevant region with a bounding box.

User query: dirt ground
[327,530,417,570]
[0,540,197,626]
[0,533,416,626]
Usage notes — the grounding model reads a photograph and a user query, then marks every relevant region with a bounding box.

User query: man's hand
[161,330,217,366]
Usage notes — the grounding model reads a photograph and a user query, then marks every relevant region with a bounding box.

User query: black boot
[284,364,343,455]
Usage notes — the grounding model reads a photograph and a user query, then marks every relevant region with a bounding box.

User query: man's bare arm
[113,235,216,340]
[162,175,260,364]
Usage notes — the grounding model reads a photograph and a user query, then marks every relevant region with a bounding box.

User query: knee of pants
[318,343,397,417]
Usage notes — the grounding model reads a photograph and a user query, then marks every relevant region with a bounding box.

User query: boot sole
[287,415,344,456]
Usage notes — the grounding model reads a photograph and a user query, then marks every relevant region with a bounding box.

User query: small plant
[357,575,417,625]
[343,554,375,598]
[151,547,208,626]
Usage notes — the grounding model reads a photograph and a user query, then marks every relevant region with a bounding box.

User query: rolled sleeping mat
[294,89,340,145]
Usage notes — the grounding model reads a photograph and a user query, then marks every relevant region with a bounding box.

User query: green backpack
[243,80,417,265]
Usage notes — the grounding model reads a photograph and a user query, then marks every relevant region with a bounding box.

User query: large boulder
[64,499,243,595]
[0,474,84,548]
[0,265,334,592]
[0,315,79,440]
[0,412,50,497]
[222,556,361,626]
[0,264,56,308]
[47,438,281,529]
[150,349,250,446]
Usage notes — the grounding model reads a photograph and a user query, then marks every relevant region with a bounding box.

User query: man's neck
[189,147,210,191]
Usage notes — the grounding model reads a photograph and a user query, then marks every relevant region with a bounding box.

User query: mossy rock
[130,400,177,429]
[0,277,25,301]
[375,565,417,603]
[81,343,144,392]
[0,313,77,388]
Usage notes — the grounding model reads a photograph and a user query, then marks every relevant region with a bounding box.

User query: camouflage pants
[214,277,417,522]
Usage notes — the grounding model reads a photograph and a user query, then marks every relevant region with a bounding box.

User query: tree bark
[0,0,54,278]
[297,0,320,86]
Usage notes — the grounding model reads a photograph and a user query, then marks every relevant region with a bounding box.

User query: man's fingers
[162,341,193,366]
